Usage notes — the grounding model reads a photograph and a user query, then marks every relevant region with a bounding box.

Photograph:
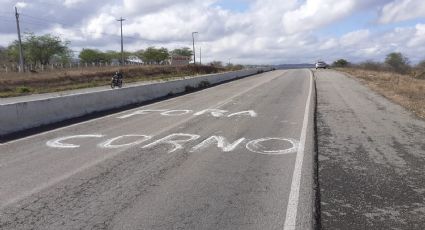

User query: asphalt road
[316,70,425,229]
[0,69,316,230]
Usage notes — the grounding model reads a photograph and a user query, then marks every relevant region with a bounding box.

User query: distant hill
[274,64,315,69]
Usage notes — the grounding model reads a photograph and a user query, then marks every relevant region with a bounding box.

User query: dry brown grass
[338,68,425,119]
[0,65,224,97]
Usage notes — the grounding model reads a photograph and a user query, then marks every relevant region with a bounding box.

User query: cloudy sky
[0,0,425,64]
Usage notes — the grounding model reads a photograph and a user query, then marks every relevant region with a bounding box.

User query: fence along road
[0,69,316,230]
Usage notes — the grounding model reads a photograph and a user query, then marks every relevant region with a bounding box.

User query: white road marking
[46,134,104,148]
[0,71,286,208]
[283,70,313,230]
[193,109,228,117]
[160,110,192,116]
[1,71,283,146]
[190,136,246,152]
[117,110,167,119]
[142,133,200,153]
[98,135,152,149]
[245,138,299,155]
[227,110,257,117]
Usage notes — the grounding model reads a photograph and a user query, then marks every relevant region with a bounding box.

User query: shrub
[358,60,387,71]
[333,59,349,67]
[16,86,31,93]
[384,52,410,74]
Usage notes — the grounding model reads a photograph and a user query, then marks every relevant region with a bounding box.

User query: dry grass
[0,65,224,97]
[338,68,425,119]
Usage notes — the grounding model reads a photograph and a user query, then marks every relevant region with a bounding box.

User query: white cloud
[63,0,85,7]
[15,1,27,8]
[0,34,17,47]
[282,0,357,34]
[340,29,370,46]
[1,0,425,64]
[82,13,117,39]
[378,0,425,24]
[407,24,425,47]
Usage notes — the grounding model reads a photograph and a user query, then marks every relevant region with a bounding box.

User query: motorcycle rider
[114,70,123,80]
[111,70,124,88]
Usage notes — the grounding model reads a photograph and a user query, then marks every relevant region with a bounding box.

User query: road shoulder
[315,70,425,229]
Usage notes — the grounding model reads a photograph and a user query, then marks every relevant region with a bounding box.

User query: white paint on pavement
[46,134,104,148]
[117,110,167,119]
[227,110,257,117]
[117,109,257,119]
[193,109,228,117]
[246,138,299,155]
[98,135,152,149]
[190,136,246,152]
[2,70,283,146]
[46,133,301,155]
[141,133,200,153]
[160,110,192,116]
[283,70,313,230]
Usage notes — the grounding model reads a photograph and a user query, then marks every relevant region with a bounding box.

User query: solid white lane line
[283,70,313,230]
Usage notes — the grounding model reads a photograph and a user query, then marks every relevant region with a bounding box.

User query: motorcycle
[111,74,123,89]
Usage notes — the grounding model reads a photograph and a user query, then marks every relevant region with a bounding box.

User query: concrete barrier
[0,67,272,136]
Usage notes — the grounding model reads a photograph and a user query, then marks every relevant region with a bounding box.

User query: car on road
[315,61,328,69]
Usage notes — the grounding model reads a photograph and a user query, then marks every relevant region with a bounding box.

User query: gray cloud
[1,0,425,64]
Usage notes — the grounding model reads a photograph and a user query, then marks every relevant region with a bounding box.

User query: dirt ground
[336,68,425,119]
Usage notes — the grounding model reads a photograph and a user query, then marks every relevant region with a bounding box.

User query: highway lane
[0,69,315,230]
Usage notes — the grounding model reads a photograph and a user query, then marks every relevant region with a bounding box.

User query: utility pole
[15,7,24,72]
[192,32,198,65]
[117,17,126,66]
[199,47,202,65]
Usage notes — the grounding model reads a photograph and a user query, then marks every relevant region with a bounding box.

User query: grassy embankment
[337,68,425,119]
[0,65,234,98]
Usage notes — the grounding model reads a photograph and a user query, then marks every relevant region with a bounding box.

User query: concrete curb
[0,67,272,136]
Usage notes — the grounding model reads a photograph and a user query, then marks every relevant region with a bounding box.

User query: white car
[315,61,328,69]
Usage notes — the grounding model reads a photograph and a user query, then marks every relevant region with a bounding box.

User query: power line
[0,16,16,23]
[20,13,75,28]
[17,15,139,41]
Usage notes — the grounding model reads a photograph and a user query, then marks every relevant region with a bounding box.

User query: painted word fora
[46,133,299,155]
[117,109,257,119]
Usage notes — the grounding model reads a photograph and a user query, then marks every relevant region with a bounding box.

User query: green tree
[171,47,192,59]
[7,33,70,65]
[104,50,121,62]
[332,59,349,67]
[385,52,410,74]
[0,46,9,64]
[134,49,144,60]
[79,49,104,63]
[142,47,169,64]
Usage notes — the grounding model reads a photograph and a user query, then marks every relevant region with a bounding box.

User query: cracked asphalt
[316,70,425,229]
[0,69,315,230]
[2,68,422,230]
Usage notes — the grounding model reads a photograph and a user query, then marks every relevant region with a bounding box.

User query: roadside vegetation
[332,53,425,119]
[0,65,236,97]
[0,33,244,98]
